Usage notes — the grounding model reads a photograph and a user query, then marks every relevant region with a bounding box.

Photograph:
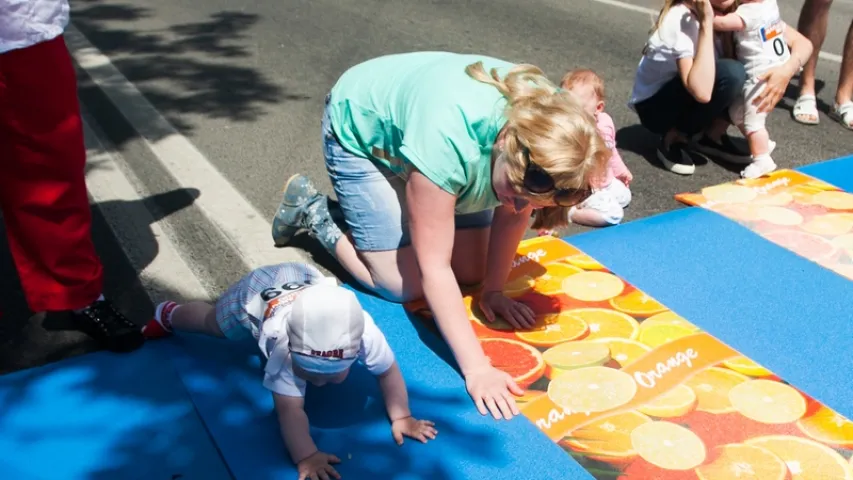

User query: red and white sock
[142,301,179,339]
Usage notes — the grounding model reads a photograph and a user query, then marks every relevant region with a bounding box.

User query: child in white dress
[713,0,811,178]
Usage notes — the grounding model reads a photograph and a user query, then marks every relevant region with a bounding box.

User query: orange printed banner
[404,236,853,479]
[676,169,853,282]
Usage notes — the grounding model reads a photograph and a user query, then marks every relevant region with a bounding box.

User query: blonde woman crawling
[272,52,610,421]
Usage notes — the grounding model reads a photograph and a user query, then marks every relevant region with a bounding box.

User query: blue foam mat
[0,343,232,480]
[569,163,853,420]
[166,290,592,480]
[800,154,853,191]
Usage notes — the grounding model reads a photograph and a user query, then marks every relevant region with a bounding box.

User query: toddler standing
[143,262,437,480]
[539,69,633,234]
[713,0,812,178]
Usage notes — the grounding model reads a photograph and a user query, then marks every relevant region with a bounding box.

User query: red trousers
[0,35,103,312]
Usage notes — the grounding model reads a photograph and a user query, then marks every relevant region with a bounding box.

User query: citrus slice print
[642,311,700,331]
[514,312,589,348]
[637,384,698,418]
[756,206,804,226]
[630,421,707,470]
[744,435,853,480]
[562,410,652,466]
[801,213,853,236]
[467,297,514,332]
[638,322,696,348]
[587,337,650,368]
[685,367,749,414]
[561,271,625,302]
[608,290,668,317]
[515,389,546,407]
[702,184,758,203]
[562,253,605,270]
[546,366,638,414]
[564,308,639,341]
[762,230,839,262]
[480,338,545,389]
[532,263,582,295]
[728,379,807,424]
[796,406,853,448]
[813,190,853,210]
[716,203,762,222]
[542,341,611,379]
[503,275,535,298]
[754,191,793,206]
[695,443,788,480]
[722,356,773,377]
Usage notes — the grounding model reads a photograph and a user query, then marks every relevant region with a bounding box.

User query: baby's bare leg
[170,302,225,338]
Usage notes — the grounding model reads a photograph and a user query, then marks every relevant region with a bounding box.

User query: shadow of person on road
[0,188,199,376]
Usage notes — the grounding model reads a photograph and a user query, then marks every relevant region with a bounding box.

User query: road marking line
[66,24,309,272]
[589,0,844,64]
[82,115,211,304]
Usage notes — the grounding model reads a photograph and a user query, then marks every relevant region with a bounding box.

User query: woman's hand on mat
[391,416,438,445]
[465,366,524,420]
[479,291,536,329]
[297,451,341,480]
[753,64,796,113]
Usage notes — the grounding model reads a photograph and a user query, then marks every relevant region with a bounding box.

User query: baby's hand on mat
[297,451,341,480]
[391,416,438,445]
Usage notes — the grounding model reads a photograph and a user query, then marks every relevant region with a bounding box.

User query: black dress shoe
[71,300,144,353]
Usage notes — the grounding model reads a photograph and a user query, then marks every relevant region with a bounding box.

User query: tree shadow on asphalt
[70,0,310,145]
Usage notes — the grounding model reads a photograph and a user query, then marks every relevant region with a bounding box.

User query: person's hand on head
[691,0,715,26]
[479,290,536,330]
[391,416,438,445]
[464,364,524,420]
[297,451,341,480]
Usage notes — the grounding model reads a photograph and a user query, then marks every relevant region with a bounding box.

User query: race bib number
[760,21,788,58]
[246,281,312,321]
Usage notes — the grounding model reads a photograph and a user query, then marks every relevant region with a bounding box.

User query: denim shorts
[321,98,494,252]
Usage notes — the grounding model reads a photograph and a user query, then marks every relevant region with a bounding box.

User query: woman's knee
[714,59,747,103]
[358,249,423,304]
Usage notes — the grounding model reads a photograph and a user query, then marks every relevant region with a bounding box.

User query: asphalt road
[2,0,853,372]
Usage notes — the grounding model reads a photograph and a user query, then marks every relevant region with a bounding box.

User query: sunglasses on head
[521,147,592,207]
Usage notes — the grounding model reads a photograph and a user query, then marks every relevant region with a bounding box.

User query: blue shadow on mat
[0,343,231,480]
[166,290,594,480]
[569,175,853,422]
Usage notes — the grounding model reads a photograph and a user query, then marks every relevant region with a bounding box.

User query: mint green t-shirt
[326,52,513,214]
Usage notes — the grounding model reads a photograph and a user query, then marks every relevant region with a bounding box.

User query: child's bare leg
[741,128,777,179]
[569,208,612,228]
[169,302,225,337]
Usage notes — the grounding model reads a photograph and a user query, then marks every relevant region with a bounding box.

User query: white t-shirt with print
[630,4,701,106]
[233,263,396,397]
[732,0,790,77]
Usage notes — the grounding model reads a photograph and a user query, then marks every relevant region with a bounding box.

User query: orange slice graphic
[609,290,668,317]
[562,410,652,465]
[695,443,787,480]
[685,367,749,414]
[702,184,757,203]
[637,384,698,418]
[796,406,853,448]
[564,308,639,341]
[642,311,700,331]
[503,275,535,298]
[813,191,853,210]
[744,435,853,480]
[561,271,625,302]
[630,421,707,470]
[547,366,637,414]
[532,263,582,295]
[756,206,804,226]
[722,356,773,377]
[561,253,606,270]
[480,338,545,390]
[728,379,807,424]
[587,337,651,368]
[542,341,611,379]
[514,312,589,348]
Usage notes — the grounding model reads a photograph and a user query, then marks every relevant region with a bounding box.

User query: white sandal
[792,95,820,125]
[830,102,853,130]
